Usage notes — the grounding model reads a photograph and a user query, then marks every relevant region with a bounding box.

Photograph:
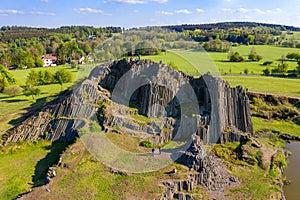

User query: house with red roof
[42,54,57,67]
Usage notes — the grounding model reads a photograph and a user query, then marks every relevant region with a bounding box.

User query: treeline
[161,22,300,47]
[161,22,300,32]
[93,29,200,61]
[0,26,121,68]
[0,26,122,42]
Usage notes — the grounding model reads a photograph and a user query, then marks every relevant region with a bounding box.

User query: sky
[0,0,299,28]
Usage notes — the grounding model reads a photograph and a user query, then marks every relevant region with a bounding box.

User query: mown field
[143,45,300,75]
[0,140,53,199]
[223,76,300,97]
[0,65,79,132]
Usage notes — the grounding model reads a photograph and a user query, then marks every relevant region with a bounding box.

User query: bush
[263,67,271,75]
[262,61,273,66]
[3,85,22,97]
[0,64,17,92]
[140,140,154,148]
[229,51,244,62]
[70,60,78,68]
[248,49,262,61]
[54,69,73,89]
[244,68,249,75]
[271,63,288,74]
[23,84,41,99]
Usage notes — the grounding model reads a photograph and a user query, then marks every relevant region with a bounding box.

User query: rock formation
[1,59,255,199]
[2,59,253,146]
[159,135,238,200]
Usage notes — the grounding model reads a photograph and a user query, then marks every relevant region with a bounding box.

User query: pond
[284,142,300,200]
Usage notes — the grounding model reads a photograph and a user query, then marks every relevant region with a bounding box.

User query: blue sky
[0,0,299,28]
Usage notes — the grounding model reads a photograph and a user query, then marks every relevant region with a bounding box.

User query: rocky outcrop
[2,63,111,144]
[3,59,253,146]
[159,135,238,200]
[2,59,254,199]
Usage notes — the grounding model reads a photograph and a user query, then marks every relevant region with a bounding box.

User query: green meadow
[223,76,300,98]
[0,65,80,132]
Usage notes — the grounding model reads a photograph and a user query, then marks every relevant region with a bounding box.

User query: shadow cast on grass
[8,97,48,127]
[31,141,73,187]
[0,99,28,103]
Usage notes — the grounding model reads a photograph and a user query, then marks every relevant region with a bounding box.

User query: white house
[42,54,57,67]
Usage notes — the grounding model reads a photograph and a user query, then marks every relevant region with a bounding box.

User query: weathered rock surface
[1,59,256,199]
[3,59,253,146]
[2,62,111,144]
[159,135,238,200]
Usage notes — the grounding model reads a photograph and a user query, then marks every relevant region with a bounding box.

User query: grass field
[13,139,201,200]
[143,46,299,76]
[173,45,300,75]
[142,51,198,76]
[222,76,300,97]
[0,65,80,132]
[0,140,52,199]
[283,31,300,42]
[252,117,300,137]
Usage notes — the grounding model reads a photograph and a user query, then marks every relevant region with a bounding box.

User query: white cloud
[0,10,24,16]
[75,8,104,14]
[220,8,233,13]
[40,0,49,2]
[174,9,191,14]
[110,0,146,4]
[195,8,205,13]
[109,0,167,4]
[237,8,248,13]
[161,11,173,15]
[152,0,168,3]
[266,8,282,14]
[31,11,56,16]
[254,8,265,14]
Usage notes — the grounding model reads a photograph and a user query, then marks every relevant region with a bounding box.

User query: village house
[42,54,57,67]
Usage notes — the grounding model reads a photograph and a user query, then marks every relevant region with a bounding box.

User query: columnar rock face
[159,135,238,200]
[2,59,252,198]
[2,59,253,146]
[2,63,111,144]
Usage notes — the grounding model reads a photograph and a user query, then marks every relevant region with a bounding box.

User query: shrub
[229,51,244,62]
[71,60,78,68]
[3,85,22,97]
[263,67,271,75]
[262,61,273,66]
[23,84,41,99]
[140,140,154,148]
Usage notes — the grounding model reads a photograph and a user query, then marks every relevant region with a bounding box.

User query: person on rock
[151,148,155,156]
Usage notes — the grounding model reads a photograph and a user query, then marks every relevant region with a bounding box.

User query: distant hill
[161,22,300,32]
[0,26,122,42]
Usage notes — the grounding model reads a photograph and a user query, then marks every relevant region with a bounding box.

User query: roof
[42,54,57,60]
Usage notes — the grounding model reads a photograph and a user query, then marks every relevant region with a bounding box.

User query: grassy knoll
[141,51,198,76]
[223,76,300,97]
[142,46,300,75]
[19,139,198,200]
[0,65,86,132]
[0,140,52,199]
[252,117,300,137]
[174,45,300,75]
[283,31,300,42]
[211,141,282,199]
